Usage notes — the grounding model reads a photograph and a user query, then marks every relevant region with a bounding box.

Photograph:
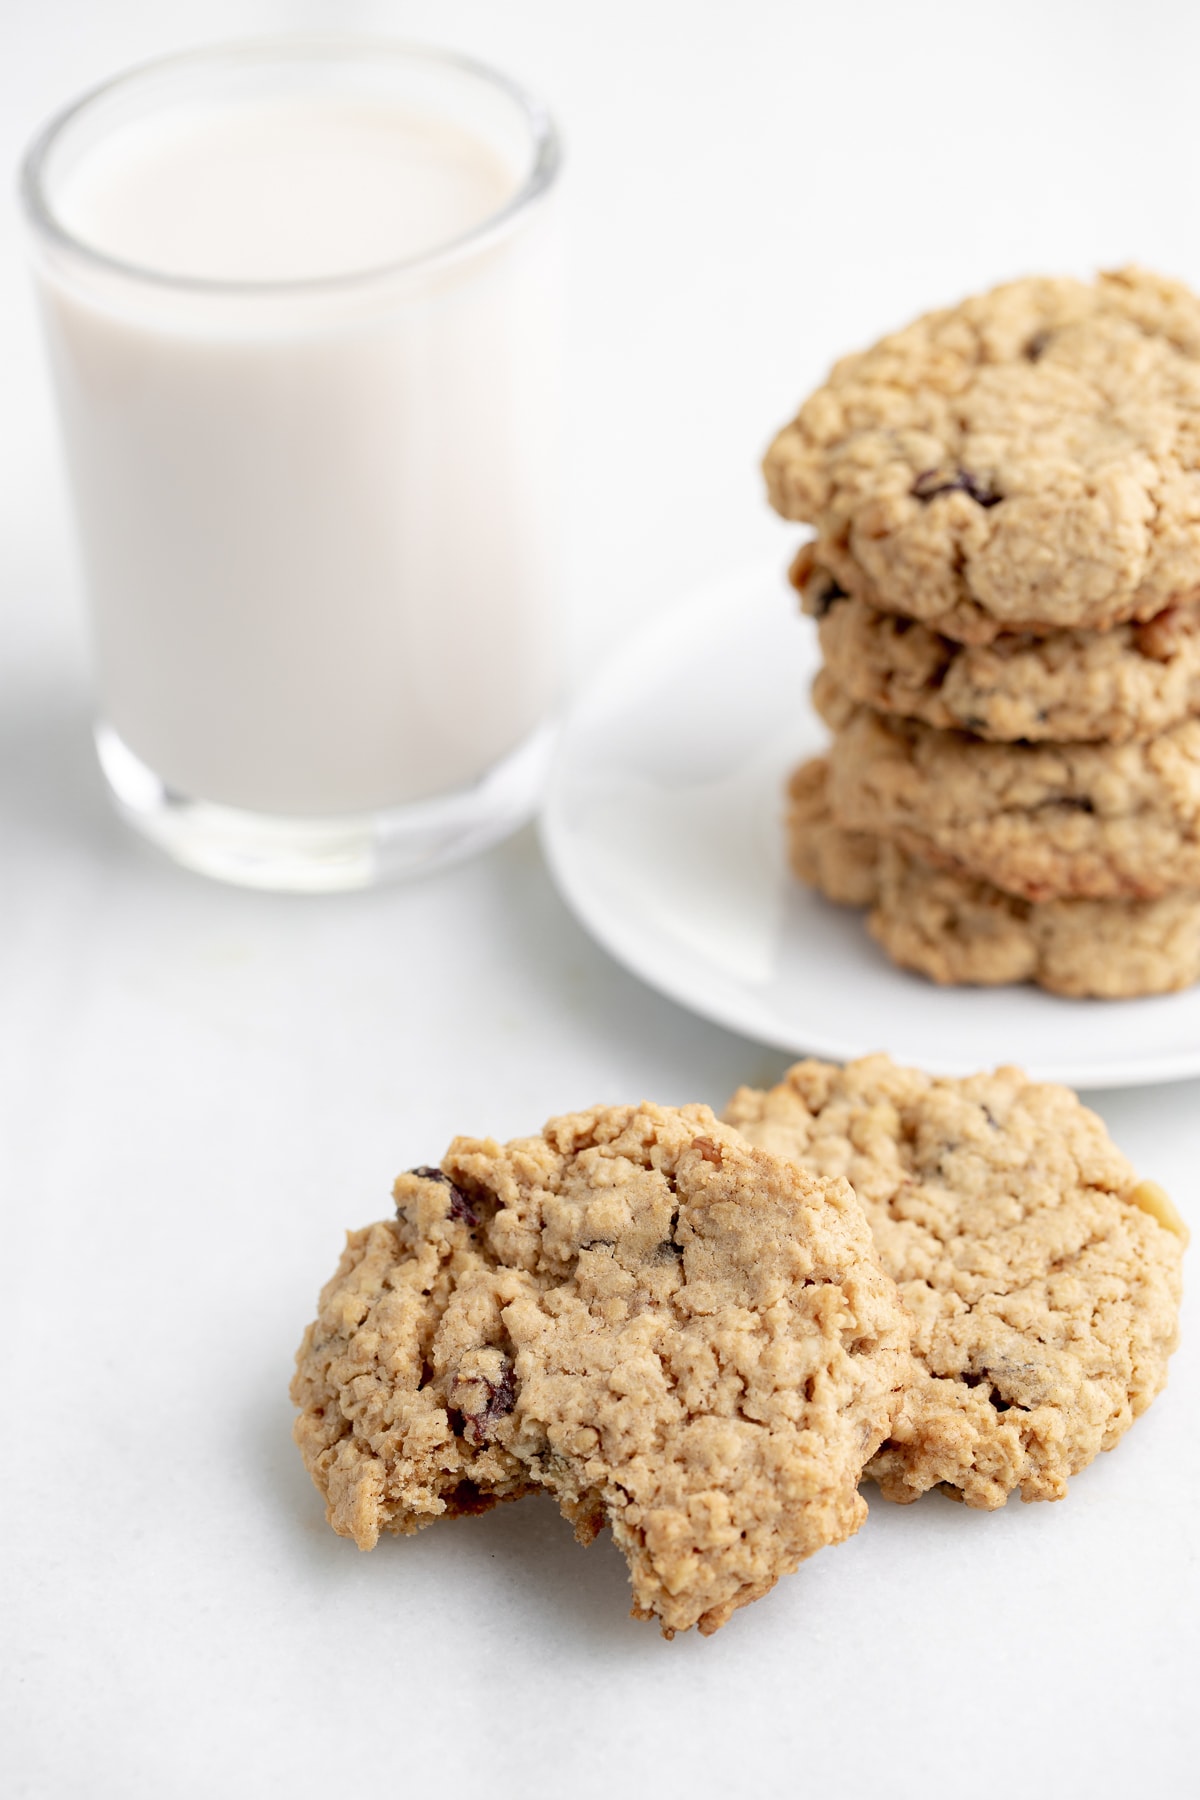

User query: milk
[31,80,560,817]
[53,96,517,282]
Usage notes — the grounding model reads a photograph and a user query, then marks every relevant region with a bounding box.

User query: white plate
[541,565,1200,1089]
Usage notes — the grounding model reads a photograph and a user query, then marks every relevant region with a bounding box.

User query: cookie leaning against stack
[765,267,1200,996]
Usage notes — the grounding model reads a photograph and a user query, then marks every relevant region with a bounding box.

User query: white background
[3,3,1198,1796]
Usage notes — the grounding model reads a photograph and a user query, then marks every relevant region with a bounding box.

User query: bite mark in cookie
[292,1104,911,1636]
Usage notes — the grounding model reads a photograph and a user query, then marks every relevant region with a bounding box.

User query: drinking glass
[21,40,563,891]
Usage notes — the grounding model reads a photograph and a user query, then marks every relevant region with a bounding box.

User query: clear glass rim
[19,35,562,298]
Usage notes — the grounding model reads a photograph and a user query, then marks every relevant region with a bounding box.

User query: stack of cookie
[764,267,1200,996]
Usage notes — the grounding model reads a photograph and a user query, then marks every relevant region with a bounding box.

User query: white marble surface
[3,4,1198,1796]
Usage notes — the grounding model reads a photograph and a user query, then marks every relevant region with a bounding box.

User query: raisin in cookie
[765,268,1200,640]
[787,756,1200,997]
[292,1104,911,1636]
[820,692,1200,902]
[291,1166,537,1543]
[724,1057,1186,1509]
[794,544,1200,744]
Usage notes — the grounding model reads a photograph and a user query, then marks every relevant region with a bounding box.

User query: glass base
[95,722,556,893]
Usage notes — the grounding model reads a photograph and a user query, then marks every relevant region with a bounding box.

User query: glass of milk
[20,40,562,891]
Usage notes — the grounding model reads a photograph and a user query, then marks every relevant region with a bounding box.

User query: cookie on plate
[786,756,1200,997]
[819,693,1200,902]
[765,268,1200,641]
[293,1103,911,1636]
[724,1056,1187,1509]
[793,544,1200,745]
[786,754,882,908]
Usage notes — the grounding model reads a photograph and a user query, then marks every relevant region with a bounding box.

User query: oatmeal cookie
[293,1105,911,1636]
[795,545,1200,744]
[867,845,1200,998]
[786,756,1200,996]
[820,693,1200,901]
[765,268,1200,640]
[724,1056,1186,1509]
[787,757,1200,996]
